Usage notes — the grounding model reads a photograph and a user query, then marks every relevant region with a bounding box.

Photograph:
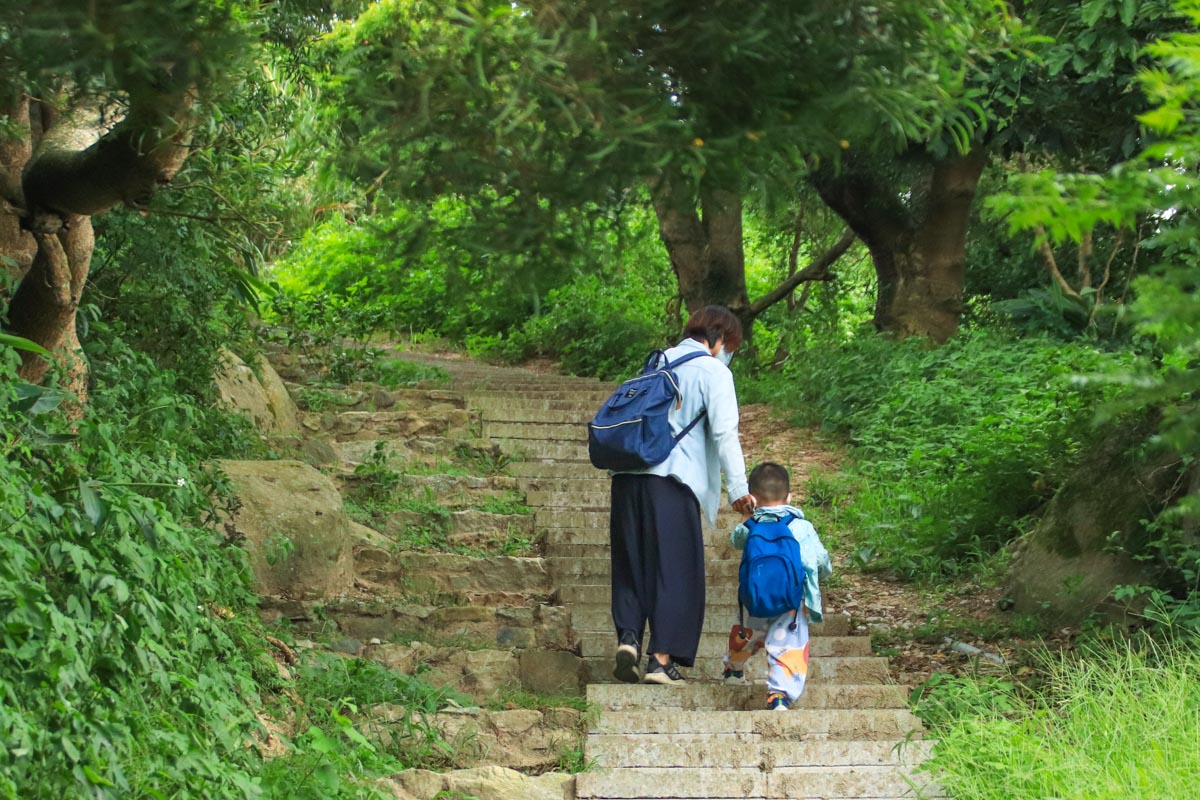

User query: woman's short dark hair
[683,305,743,351]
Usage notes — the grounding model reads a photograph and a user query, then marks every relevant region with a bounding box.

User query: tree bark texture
[1,83,196,391]
[813,151,986,343]
[648,172,751,326]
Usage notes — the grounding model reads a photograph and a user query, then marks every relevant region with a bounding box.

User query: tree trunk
[813,151,985,343]
[647,172,750,327]
[2,84,196,394]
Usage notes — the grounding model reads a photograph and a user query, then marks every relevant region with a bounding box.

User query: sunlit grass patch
[914,641,1200,800]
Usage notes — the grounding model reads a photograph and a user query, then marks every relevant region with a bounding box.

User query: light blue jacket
[731,504,833,623]
[625,338,750,525]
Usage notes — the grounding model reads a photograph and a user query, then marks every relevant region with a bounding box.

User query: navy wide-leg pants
[609,474,705,667]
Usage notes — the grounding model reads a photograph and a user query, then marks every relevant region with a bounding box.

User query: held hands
[731,494,757,517]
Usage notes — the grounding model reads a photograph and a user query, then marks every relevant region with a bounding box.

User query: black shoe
[642,656,685,685]
[613,631,640,683]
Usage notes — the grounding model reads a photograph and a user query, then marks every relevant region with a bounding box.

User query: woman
[609,305,755,684]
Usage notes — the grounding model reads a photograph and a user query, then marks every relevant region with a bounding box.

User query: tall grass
[915,642,1200,799]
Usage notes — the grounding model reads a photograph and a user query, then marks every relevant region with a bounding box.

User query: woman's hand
[731,494,756,516]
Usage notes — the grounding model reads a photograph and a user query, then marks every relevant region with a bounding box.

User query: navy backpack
[587,349,710,472]
[738,514,806,626]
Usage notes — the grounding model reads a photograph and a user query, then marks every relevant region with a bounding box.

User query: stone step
[352,507,536,543]
[481,409,591,425]
[525,490,610,508]
[339,473,523,510]
[509,462,605,478]
[575,764,937,799]
[333,436,499,470]
[587,736,931,769]
[561,582,754,607]
[547,534,739,561]
[287,384,469,413]
[260,597,575,652]
[492,439,589,462]
[468,388,613,401]
[579,634,872,660]
[470,396,606,414]
[484,421,587,442]
[582,655,839,684]
[581,655,887,685]
[551,558,740,585]
[354,550,553,599]
[569,607,853,637]
[536,508,746,529]
[305,408,478,442]
[554,563,739,587]
[545,541,739,561]
[518,477,613,493]
[587,683,905,712]
[589,708,924,737]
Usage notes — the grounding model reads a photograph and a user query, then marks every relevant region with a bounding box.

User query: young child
[723,462,833,711]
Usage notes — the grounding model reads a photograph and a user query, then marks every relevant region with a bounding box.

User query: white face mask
[716,346,734,366]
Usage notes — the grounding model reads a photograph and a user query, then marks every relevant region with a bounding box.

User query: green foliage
[319,0,1000,199]
[991,1,1200,544]
[378,358,449,389]
[260,651,476,799]
[0,339,268,798]
[514,273,674,381]
[744,328,1130,578]
[915,642,1200,799]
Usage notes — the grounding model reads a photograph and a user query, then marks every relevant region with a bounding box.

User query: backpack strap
[643,349,669,373]
[665,350,712,370]
[658,350,710,440]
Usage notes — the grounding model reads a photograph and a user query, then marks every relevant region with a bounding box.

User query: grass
[913,640,1200,799]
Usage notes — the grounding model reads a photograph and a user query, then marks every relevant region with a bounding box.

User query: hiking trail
[261,345,935,799]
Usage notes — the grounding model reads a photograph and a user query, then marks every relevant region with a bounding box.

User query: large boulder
[214,350,301,434]
[220,460,354,599]
[1005,416,1180,624]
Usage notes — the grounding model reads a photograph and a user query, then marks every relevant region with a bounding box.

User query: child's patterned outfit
[723,504,831,705]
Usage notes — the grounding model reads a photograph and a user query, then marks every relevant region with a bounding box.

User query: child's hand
[732,494,756,517]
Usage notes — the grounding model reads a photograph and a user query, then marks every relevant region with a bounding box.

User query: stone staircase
[396,353,936,800]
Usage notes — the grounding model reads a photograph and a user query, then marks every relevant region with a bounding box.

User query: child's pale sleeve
[790,518,831,623]
[730,522,749,550]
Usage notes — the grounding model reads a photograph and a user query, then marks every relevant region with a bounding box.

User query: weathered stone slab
[354,550,553,598]
[381,765,573,800]
[218,459,352,599]
[578,634,871,660]
[586,736,931,769]
[586,683,907,711]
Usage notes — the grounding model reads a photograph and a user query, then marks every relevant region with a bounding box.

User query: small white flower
[176,478,187,487]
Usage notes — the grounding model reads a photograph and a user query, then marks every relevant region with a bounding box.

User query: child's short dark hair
[748,462,790,504]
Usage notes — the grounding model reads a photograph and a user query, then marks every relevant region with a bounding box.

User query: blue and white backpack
[738,513,806,624]
[587,349,710,472]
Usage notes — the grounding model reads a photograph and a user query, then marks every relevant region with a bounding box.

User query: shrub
[516,270,675,381]
[742,327,1132,578]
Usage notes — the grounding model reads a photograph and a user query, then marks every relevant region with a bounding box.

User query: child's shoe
[766,692,790,711]
[722,666,746,684]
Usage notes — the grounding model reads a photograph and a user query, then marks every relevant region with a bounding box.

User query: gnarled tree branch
[748,227,856,318]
